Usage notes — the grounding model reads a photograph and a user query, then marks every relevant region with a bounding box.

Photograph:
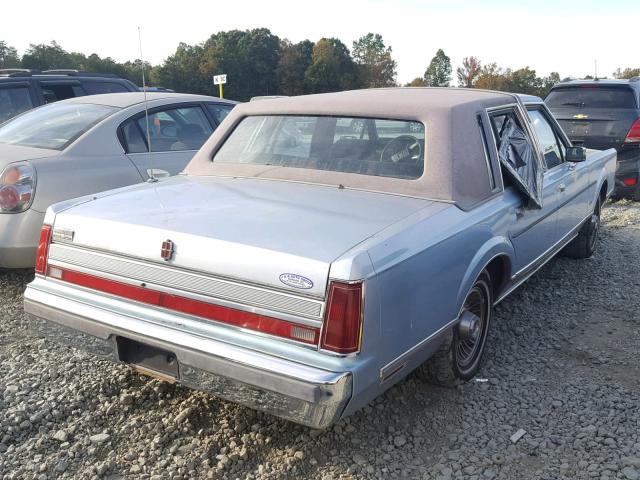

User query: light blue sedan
[25,88,615,428]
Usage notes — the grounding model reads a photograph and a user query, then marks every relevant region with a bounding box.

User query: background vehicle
[0,92,236,268]
[24,89,614,428]
[0,69,139,123]
[546,78,640,199]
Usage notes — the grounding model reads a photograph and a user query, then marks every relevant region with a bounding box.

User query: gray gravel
[1,200,639,480]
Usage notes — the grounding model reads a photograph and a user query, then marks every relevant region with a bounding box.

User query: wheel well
[485,256,510,300]
[599,181,608,204]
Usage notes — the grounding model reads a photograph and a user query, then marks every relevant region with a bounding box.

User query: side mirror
[566,146,586,163]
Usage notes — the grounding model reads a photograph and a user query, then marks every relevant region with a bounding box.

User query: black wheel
[562,197,601,259]
[422,271,493,387]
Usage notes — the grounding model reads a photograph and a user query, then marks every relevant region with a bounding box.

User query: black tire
[562,197,601,259]
[422,271,493,387]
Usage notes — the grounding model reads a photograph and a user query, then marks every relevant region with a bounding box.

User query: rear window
[0,86,34,123]
[546,86,637,109]
[0,102,117,150]
[213,115,425,180]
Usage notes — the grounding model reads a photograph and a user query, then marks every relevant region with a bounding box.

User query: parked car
[546,78,640,200]
[24,88,615,428]
[0,69,140,123]
[0,92,236,268]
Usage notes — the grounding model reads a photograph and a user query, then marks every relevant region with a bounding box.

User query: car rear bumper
[0,209,45,268]
[614,155,640,198]
[24,278,352,429]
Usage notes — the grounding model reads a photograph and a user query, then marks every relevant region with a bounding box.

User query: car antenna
[138,26,157,183]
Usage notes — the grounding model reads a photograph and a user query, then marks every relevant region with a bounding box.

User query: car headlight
[0,162,36,213]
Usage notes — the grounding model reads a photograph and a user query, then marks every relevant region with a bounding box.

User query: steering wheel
[380,135,422,163]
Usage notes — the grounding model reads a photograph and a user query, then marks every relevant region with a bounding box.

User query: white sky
[3,0,638,84]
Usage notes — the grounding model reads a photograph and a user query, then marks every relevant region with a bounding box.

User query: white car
[0,92,236,268]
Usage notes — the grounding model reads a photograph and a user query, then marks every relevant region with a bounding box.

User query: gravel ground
[1,200,639,480]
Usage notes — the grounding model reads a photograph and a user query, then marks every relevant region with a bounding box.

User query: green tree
[200,28,281,101]
[539,71,560,97]
[423,49,451,87]
[456,56,482,87]
[614,67,640,79]
[502,67,542,95]
[21,41,76,70]
[474,62,507,90]
[352,33,397,88]
[305,38,361,93]
[405,77,427,87]
[276,40,313,95]
[0,41,20,69]
[154,43,208,93]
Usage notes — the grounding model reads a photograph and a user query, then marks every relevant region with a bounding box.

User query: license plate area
[116,337,179,380]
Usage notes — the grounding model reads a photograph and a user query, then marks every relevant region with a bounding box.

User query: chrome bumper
[24,280,351,429]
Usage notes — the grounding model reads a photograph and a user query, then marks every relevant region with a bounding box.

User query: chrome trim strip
[46,260,323,329]
[379,317,458,382]
[495,214,589,305]
[48,243,324,321]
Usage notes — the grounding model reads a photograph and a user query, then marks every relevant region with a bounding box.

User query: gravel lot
[1,201,639,480]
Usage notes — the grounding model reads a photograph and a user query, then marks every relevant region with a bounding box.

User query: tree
[21,41,76,70]
[423,49,451,87]
[352,33,397,88]
[456,56,482,87]
[474,62,506,90]
[405,77,427,87]
[614,67,640,79]
[276,40,313,95]
[0,41,20,69]
[154,43,208,94]
[539,71,560,96]
[305,38,361,93]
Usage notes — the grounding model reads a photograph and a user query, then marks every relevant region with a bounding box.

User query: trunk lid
[51,176,437,298]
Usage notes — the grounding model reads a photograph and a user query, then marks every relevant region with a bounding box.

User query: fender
[455,235,514,312]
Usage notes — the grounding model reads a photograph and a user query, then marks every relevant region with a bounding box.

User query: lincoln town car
[24,88,616,428]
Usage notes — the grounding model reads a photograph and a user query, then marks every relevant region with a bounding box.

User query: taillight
[321,281,363,355]
[623,177,638,187]
[0,162,36,213]
[35,224,52,275]
[624,119,640,144]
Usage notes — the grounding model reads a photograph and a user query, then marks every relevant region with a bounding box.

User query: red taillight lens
[625,119,640,144]
[0,185,20,211]
[35,224,52,275]
[321,281,363,355]
[0,163,35,213]
[623,177,638,187]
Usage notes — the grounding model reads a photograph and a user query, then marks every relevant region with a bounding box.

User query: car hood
[51,176,440,297]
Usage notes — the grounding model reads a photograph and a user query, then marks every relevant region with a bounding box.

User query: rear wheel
[562,197,601,259]
[422,271,493,387]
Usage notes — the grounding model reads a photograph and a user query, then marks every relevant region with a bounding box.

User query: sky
[3,0,638,84]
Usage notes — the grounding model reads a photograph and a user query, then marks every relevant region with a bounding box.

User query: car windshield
[0,103,118,150]
[546,86,637,109]
[213,115,425,180]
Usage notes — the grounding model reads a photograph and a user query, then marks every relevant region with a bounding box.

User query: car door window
[121,120,147,153]
[135,105,213,152]
[527,109,565,169]
[40,83,85,103]
[490,108,543,207]
[0,86,34,123]
[205,103,233,124]
[82,82,130,94]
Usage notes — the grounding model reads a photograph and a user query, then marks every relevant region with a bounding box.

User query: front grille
[47,243,324,320]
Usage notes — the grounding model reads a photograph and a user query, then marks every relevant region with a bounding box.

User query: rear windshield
[546,86,637,109]
[0,102,117,150]
[213,115,425,179]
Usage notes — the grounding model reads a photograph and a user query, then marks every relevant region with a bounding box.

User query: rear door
[119,103,214,179]
[0,81,37,122]
[546,84,639,151]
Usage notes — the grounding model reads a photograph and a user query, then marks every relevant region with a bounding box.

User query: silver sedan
[0,92,236,268]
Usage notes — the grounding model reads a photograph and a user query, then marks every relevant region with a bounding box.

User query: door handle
[515,206,525,218]
[559,183,566,192]
[567,163,576,171]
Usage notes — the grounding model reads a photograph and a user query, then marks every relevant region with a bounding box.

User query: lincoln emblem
[161,240,175,261]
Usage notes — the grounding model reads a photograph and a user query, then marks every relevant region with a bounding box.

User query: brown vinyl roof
[184,88,520,209]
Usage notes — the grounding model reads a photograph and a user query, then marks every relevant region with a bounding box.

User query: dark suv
[546,78,640,200]
[0,69,139,123]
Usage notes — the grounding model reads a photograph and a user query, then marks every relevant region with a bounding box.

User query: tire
[422,271,493,387]
[562,197,601,259]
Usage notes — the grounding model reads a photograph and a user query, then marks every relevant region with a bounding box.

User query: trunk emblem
[279,273,314,290]
[573,114,589,119]
[161,240,175,261]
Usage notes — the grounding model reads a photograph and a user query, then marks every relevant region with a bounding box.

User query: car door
[489,106,561,275]
[119,103,214,179]
[527,105,592,239]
